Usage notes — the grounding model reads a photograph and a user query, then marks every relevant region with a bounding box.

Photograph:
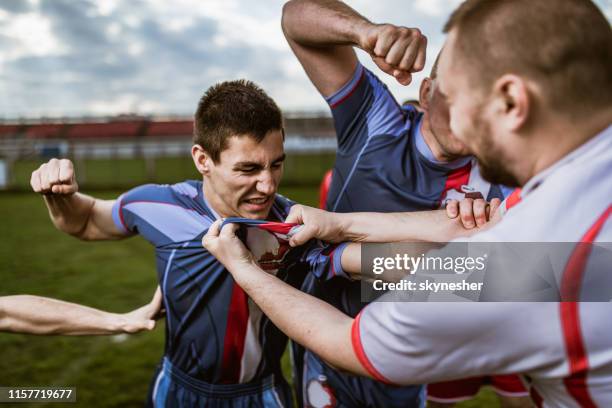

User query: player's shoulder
[121,180,200,205]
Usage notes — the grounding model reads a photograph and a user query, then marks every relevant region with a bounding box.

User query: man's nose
[256,170,276,195]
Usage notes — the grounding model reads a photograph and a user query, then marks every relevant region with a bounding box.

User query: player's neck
[202,182,232,219]
[520,108,612,184]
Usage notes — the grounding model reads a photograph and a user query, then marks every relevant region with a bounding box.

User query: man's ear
[419,78,433,112]
[191,144,213,175]
[492,74,530,132]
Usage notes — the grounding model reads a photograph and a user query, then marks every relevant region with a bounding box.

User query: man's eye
[272,163,283,169]
[239,168,256,173]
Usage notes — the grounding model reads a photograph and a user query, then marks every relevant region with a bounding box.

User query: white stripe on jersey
[238,298,264,383]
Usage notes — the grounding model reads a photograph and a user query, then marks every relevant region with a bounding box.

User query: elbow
[53,216,96,241]
[281,0,300,36]
[52,219,86,240]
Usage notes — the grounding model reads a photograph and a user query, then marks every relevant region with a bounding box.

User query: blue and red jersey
[111,180,347,385]
[313,62,509,316]
[324,62,510,213]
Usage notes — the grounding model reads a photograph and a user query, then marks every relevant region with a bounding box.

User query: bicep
[314,316,369,377]
[83,199,130,241]
[286,36,359,98]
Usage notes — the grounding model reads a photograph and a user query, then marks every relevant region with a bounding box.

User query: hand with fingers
[358,23,427,85]
[284,204,346,247]
[30,158,78,195]
[120,286,165,334]
[445,197,502,230]
[202,220,256,271]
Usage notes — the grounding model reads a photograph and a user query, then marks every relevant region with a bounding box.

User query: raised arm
[0,287,163,335]
[281,0,427,96]
[30,158,127,241]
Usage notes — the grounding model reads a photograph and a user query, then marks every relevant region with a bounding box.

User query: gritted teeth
[245,197,269,204]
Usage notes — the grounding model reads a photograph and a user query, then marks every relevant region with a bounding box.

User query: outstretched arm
[285,199,501,247]
[31,158,128,241]
[0,287,163,335]
[282,0,427,95]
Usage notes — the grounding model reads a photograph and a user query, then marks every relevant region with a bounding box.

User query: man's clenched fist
[30,158,78,195]
[359,23,427,85]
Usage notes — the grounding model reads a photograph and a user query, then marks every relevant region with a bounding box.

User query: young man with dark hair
[204,0,612,407]
[279,1,518,407]
[30,80,349,407]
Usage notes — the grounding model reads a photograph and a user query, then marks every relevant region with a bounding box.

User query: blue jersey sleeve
[325,63,413,156]
[112,183,212,247]
[300,241,351,281]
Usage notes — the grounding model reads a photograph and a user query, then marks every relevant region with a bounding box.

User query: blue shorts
[298,349,425,408]
[148,358,293,407]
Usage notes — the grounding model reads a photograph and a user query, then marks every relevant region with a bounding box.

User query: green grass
[9,153,336,191]
[0,184,498,407]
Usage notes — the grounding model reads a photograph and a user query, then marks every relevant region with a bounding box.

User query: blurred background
[1,0,610,406]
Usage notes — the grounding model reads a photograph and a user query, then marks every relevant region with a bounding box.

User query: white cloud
[0,0,610,117]
[414,0,463,17]
[1,12,66,59]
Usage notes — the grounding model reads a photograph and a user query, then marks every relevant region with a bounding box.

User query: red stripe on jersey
[219,283,250,383]
[118,201,129,232]
[440,162,472,201]
[561,302,596,408]
[330,70,366,108]
[257,222,297,235]
[351,312,394,385]
[559,205,610,407]
[561,205,612,301]
[505,188,522,211]
[319,169,333,210]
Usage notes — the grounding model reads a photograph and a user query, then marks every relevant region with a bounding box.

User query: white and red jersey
[352,125,612,407]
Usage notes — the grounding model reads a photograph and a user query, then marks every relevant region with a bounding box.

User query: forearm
[43,192,96,237]
[0,295,128,335]
[232,262,367,376]
[282,0,371,47]
[339,210,479,243]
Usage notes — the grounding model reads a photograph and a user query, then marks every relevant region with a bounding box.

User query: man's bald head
[443,0,612,116]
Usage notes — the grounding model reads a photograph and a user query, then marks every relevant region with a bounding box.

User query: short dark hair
[443,0,612,114]
[194,80,283,162]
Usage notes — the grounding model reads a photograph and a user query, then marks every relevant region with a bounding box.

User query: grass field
[0,160,499,407]
[9,154,337,191]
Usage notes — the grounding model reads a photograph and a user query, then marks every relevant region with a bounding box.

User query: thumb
[53,183,77,195]
[285,205,303,224]
[207,219,223,237]
[393,69,412,86]
[372,56,395,77]
[220,221,240,238]
[289,224,316,247]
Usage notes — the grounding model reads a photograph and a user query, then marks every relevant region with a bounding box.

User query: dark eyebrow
[273,154,286,164]
[233,154,286,169]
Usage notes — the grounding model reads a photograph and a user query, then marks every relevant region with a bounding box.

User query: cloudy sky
[0,0,610,118]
